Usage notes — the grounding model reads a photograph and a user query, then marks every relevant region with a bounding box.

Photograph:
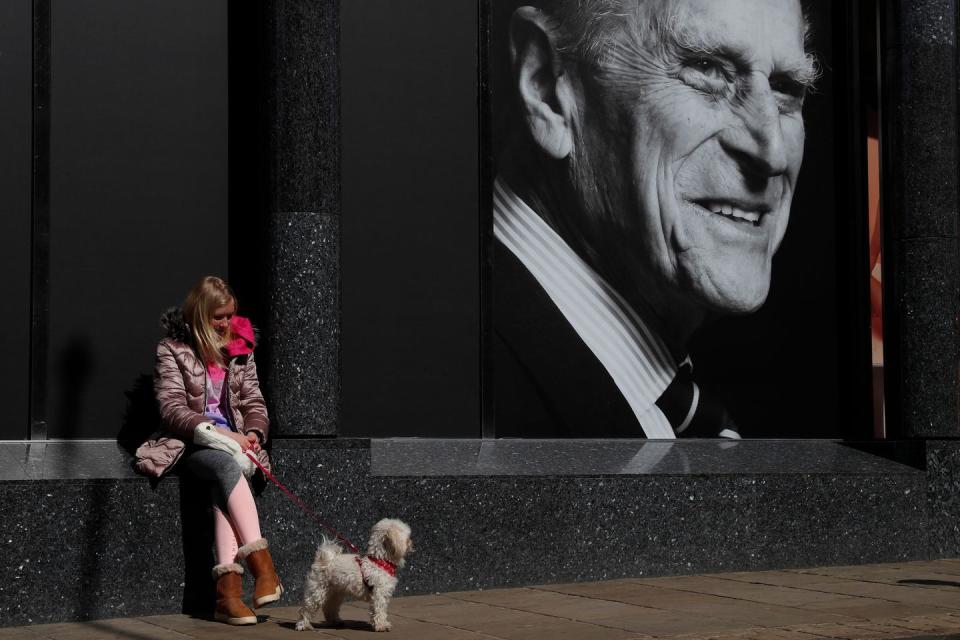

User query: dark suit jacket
[493,238,647,438]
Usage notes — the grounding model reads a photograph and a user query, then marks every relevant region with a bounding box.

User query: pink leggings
[182,448,262,564]
[213,479,262,564]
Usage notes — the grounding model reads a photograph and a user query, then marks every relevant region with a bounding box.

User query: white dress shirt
[493,177,680,439]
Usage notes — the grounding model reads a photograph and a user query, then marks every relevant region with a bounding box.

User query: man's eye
[770,77,806,112]
[679,57,731,97]
[692,57,725,78]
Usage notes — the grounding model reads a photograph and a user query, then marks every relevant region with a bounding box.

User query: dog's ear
[384,526,406,559]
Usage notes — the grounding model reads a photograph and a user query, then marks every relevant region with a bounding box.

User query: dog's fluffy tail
[313,537,343,568]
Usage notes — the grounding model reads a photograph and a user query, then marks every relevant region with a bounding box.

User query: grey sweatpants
[181,447,243,511]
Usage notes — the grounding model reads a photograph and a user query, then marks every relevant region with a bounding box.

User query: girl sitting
[136,275,282,625]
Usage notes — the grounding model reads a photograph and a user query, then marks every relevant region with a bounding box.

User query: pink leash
[245,451,362,554]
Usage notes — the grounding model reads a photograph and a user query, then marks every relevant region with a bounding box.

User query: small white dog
[295,518,413,632]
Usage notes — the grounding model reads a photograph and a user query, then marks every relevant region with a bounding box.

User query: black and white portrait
[489,0,841,438]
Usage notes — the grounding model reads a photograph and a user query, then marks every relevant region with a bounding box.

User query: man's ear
[510,6,575,160]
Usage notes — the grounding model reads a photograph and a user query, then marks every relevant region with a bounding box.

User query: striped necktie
[655,363,741,438]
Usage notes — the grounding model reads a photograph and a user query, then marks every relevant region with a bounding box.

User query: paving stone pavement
[6,560,960,639]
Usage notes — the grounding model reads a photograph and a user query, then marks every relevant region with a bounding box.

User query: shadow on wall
[51,336,109,620]
[899,579,960,588]
[117,372,217,615]
[117,373,161,460]
[54,336,94,438]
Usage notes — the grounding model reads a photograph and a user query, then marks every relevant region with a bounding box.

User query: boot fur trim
[212,563,244,579]
[237,537,268,559]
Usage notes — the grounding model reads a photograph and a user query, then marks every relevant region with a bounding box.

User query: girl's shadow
[118,373,216,616]
[899,579,960,588]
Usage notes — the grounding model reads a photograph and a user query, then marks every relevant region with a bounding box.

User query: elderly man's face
[572,0,812,315]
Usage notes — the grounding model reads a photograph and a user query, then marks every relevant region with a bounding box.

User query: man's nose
[718,76,789,178]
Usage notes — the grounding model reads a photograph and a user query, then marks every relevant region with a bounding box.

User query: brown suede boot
[212,563,257,625]
[238,538,283,608]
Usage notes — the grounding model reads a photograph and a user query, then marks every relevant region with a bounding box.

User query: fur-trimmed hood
[160,307,192,344]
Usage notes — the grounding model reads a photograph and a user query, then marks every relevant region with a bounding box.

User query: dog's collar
[356,555,397,577]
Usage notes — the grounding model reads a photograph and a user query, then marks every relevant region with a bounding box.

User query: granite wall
[881,0,960,438]
[263,0,341,436]
[0,439,953,627]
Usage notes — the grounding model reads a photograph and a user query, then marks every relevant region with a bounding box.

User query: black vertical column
[881,0,960,437]
[263,1,341,436]
[29,0,50,441]
[0,0,32,440]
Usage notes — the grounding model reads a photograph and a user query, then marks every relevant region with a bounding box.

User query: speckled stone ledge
[926,440,960,555]
[1,438,955,627]
[370,439,925,477]
[0,441,135,481]
[0,438,369,481]
[0,438,920,481]
[274,437,369,450]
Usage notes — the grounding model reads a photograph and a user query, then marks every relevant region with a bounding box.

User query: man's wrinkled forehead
[615,0,814,76]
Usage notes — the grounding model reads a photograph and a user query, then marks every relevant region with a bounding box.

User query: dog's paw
[373,621,392,632]
[295,619,313,631]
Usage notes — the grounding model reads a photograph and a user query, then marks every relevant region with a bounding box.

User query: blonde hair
[183,276,237,367]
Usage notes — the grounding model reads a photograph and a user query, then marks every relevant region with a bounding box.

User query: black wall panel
[45,0,229,438]
[0,1,32,440]
[341,0,480,436]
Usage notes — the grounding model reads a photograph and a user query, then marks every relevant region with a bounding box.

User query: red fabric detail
[225,316,256,356]
[366,556,397,577]
[354,555,397,585]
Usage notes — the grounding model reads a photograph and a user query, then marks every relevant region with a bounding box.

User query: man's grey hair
[535,0,814,70]
[535,0,635,65]
[538,1,627,63]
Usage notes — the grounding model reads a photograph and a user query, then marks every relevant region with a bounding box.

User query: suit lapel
[493,239,643,437]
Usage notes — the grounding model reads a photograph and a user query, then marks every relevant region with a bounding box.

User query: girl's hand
[244,432,261,453]
[228,431,252,451]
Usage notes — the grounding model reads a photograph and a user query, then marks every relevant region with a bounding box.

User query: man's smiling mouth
[691,199,770,227]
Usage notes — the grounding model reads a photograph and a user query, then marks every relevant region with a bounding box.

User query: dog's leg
[322,589,345,626]
[369,588,392,632]
[295,586,326,632]
[294,605,314,632]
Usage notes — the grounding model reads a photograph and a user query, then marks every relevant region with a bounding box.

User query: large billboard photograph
[486,0,868,438]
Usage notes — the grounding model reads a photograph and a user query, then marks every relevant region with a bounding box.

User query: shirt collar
[493,176,681,438]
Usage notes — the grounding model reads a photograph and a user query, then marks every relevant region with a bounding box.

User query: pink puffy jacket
[134,309,272,478]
